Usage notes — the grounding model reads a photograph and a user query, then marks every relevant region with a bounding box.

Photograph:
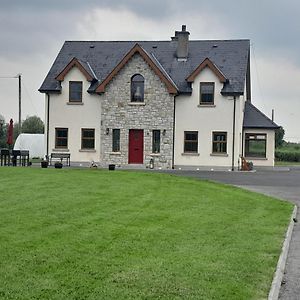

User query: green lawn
[0,168,293,300]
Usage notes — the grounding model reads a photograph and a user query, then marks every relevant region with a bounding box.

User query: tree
[0,114,6,148]
[21,115,44,134]
[275,126,285,148]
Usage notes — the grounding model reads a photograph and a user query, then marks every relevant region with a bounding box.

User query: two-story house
[39,25,279,169]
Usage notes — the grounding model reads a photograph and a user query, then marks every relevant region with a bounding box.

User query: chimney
[174,25,190,61]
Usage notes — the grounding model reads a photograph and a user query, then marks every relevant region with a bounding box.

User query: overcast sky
[0,0,299,141]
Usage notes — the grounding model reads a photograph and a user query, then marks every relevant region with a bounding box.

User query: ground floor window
[81,129,95,149]
[55,128,68,149]
[184,131,198,153]
[212,132,227,153]
[152,130,160,153]
[112,129,120,152]
[245,133,266,158]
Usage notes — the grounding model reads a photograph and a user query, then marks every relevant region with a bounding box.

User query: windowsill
[150,153,161,157]
[128,102,146,106]
[181,153,200,156]
[109,152,121,155]
[67,102,84,105]
[52,148,69,152]
[210,153,228,157]
[197,104,216,107]
[79,149,96,152]
[245,157,267,160]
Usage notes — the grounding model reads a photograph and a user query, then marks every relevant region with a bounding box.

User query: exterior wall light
[163,129,166,136]
[106,128,109,135]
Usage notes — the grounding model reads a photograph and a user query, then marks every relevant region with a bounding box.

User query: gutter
[231,96,236,171]
[172,95,177,169]
[46,93,50,159]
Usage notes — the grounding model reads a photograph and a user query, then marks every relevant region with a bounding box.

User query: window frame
[131,74,145,102]
[184,131,198,153]
[212,132,227,154]
[81,128,95,150]
[152,130,161,153]
[200,82,215,105]
[112,129,120,152]
[245,133,267,158]
[55,128,68,149]
[69,81,83,102]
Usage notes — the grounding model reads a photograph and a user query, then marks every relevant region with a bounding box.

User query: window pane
[152,130,160,153]
[131,74,144,102]
[81,129,95,149]
[55,128,68,148]
[112,129,120,152]
[69,81,82,102]
[200,83,214,104]
[184,131,198,153]
[245,134,266,157]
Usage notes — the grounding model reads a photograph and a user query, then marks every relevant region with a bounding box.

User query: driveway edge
[268,205,297,300]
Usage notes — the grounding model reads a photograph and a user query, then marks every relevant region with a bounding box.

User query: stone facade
[100,53,175,168]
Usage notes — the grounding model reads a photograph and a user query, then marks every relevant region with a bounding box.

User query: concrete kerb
[268,205,297,300]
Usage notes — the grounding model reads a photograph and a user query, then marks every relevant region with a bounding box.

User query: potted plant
[54,162,63,169]
[41,160,48,168]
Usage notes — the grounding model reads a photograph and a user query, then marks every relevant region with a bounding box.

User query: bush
[275,150,300,162]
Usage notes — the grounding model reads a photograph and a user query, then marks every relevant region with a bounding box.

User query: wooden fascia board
[186,58,227,83]
[95,44,177,94]
[55,58,94,82]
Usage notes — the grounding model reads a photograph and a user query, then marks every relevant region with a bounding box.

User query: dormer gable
[186,58,227,83]
[55,57,95,82]
[95,43,178,94]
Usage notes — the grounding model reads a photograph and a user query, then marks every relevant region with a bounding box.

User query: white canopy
[14,133,44,158]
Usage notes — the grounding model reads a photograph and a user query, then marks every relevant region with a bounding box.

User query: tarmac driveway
[162,167,300,300]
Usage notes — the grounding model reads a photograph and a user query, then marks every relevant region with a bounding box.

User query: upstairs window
[245,133,266,158]
[81,129,95,149]
[212,132,227,153]
[184,131,198,153]
[200,82,215,105]
[152,130,161,153]
[131,74,144,102]
[69,81,82,102]
[55,128,68,149]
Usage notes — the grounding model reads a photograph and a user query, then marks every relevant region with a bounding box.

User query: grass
[0,168,293,300]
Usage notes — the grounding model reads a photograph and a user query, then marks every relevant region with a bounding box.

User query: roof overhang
[55,57,94,82]
[95,43,178,94]
[186,58,227,83]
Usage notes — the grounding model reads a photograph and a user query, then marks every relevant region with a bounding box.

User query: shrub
[275,150,300,162]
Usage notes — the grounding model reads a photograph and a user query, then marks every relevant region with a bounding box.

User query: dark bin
[108,164,115,170]
[41,161,48,168]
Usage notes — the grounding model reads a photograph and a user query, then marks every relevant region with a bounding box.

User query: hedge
[275,150,300,162]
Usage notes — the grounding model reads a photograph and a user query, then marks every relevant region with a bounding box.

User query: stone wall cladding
[100,53,174,169]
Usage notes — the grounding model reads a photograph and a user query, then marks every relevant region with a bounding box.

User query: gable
[186,58,227,83]
[95,44,177,94]
[55,57,95,82]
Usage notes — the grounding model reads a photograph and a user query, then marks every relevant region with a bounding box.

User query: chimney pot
[182,25,186,31]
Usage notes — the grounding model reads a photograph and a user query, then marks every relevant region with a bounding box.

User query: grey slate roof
[39,39,250,94]
[243,101,279,129]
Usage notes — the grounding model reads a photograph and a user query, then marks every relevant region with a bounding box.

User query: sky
[0,0,299,141]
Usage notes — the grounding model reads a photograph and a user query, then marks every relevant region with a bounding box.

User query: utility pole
[18,74,22,134]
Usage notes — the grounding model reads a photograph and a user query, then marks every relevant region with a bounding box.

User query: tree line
[0,115,44,148]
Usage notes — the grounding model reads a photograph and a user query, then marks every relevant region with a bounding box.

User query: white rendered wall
[243,129,275,166]
[174,67,243,168]
[46,67,101,162]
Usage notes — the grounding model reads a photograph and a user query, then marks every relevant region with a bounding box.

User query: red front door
[128,129,144,164]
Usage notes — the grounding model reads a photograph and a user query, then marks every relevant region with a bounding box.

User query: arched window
[131,74,144,102]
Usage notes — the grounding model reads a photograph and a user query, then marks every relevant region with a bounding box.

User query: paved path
[162,168,300,300]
